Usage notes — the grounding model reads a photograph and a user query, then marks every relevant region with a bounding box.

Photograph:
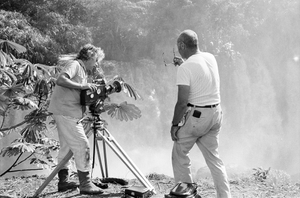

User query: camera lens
[112,81,122,93]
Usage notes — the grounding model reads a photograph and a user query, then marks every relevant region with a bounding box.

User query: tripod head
[76,99,106,127]
[89,99,105,116]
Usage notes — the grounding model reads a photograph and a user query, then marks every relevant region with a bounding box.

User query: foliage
[0,1,92,65]
[0,39,59,176]
[253,167,271,182]
[83,0,152,61]
[1,0,299,65]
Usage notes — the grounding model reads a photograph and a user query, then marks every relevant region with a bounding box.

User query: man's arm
[170,85,190,141]
[172,85,190,125]
[56,73,96,91]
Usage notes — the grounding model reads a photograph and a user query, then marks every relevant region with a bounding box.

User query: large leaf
[0,69,17,84]
[13,58,32,66]
[0,50,15,67]
[20,126,40,143]
[29,158,52,169]
[123,82,143,100]
[0,39,27,54]
[34,64,53,79]
[0,82,24,97]
[39,137,60,151]
[13,97,38,110]
[0,94,10,116]
[0,51,7,67]
[109,76,143,100]
[105,101,141,121]
[33,79,49,97]
[0,142,35,157]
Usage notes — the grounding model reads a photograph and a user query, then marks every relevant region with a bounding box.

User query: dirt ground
[0,171,300,198]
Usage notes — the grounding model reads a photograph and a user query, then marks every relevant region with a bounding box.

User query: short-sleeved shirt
[48,60,87,119]
[176,52,221,106]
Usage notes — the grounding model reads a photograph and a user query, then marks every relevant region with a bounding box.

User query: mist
[88,53,300,181]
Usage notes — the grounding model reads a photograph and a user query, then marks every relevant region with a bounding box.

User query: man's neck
[185,49,201,59]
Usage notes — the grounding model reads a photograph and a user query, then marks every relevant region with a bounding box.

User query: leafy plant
[0,40,58,176]
[253,167,271,182]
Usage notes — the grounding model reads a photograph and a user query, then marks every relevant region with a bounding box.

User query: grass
[0,169,299,198]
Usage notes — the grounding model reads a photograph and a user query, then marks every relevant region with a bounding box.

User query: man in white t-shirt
[170,30,231,198]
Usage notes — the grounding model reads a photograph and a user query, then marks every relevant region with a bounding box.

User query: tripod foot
[100,177,129,186]
[93,181,109,189]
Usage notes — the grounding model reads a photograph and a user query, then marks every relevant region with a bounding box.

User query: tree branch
[15,152,35,166]
[3,168,51,173]
[0,119,28,132]
[0,152,23,177]
[0,104,11,129]
[0,113,52,132]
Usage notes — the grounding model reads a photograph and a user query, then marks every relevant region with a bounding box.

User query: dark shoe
[58,169,79,192]
[170,182,198,197]
[77,170,104,195]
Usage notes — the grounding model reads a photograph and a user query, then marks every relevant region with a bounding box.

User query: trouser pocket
[178,109,211,139]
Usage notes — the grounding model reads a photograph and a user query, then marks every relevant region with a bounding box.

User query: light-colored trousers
[172,105,231,198]
[53,115,91,172]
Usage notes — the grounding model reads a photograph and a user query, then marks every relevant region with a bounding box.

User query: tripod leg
[102,133,109,178]
[97,130,156,194]
[33,150,73,197]
[110,138,155,192]
[95,140,105,178]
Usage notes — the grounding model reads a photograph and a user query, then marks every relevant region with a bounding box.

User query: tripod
[33,111,155,197]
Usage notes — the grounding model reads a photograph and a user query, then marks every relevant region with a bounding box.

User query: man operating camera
[48,44,105,195]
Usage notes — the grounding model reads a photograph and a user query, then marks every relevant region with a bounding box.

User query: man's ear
[179,42,186,50]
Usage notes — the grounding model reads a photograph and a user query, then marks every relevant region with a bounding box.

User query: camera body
[80,79,122,106]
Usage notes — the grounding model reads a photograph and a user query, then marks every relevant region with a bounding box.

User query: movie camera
[80,79,122,107]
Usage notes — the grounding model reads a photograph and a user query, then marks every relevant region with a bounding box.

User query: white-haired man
[49,44,105,195]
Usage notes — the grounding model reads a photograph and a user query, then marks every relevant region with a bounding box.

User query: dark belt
[187,103,219,108]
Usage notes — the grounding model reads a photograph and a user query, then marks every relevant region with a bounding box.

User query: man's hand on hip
[170,126,180,141]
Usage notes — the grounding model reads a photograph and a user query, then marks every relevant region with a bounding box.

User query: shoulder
[61,60,79,69]
[64,60,81,70]
[177,64,191,77]
[201,52,217,61]
[60,60,81,76]
[69,60,81,67]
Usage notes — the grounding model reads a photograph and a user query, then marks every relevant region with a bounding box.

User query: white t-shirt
[176,52,221,106]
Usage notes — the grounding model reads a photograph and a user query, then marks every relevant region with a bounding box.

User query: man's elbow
[55,77,66,87]
[55,78,63,86]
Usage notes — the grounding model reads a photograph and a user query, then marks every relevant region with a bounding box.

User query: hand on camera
[173,56,184,66]
[82,83,97,92]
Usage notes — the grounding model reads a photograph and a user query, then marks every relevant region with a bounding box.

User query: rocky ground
[0,169,300,198]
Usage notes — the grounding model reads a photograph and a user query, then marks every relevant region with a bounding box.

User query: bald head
[177,29,198,49]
